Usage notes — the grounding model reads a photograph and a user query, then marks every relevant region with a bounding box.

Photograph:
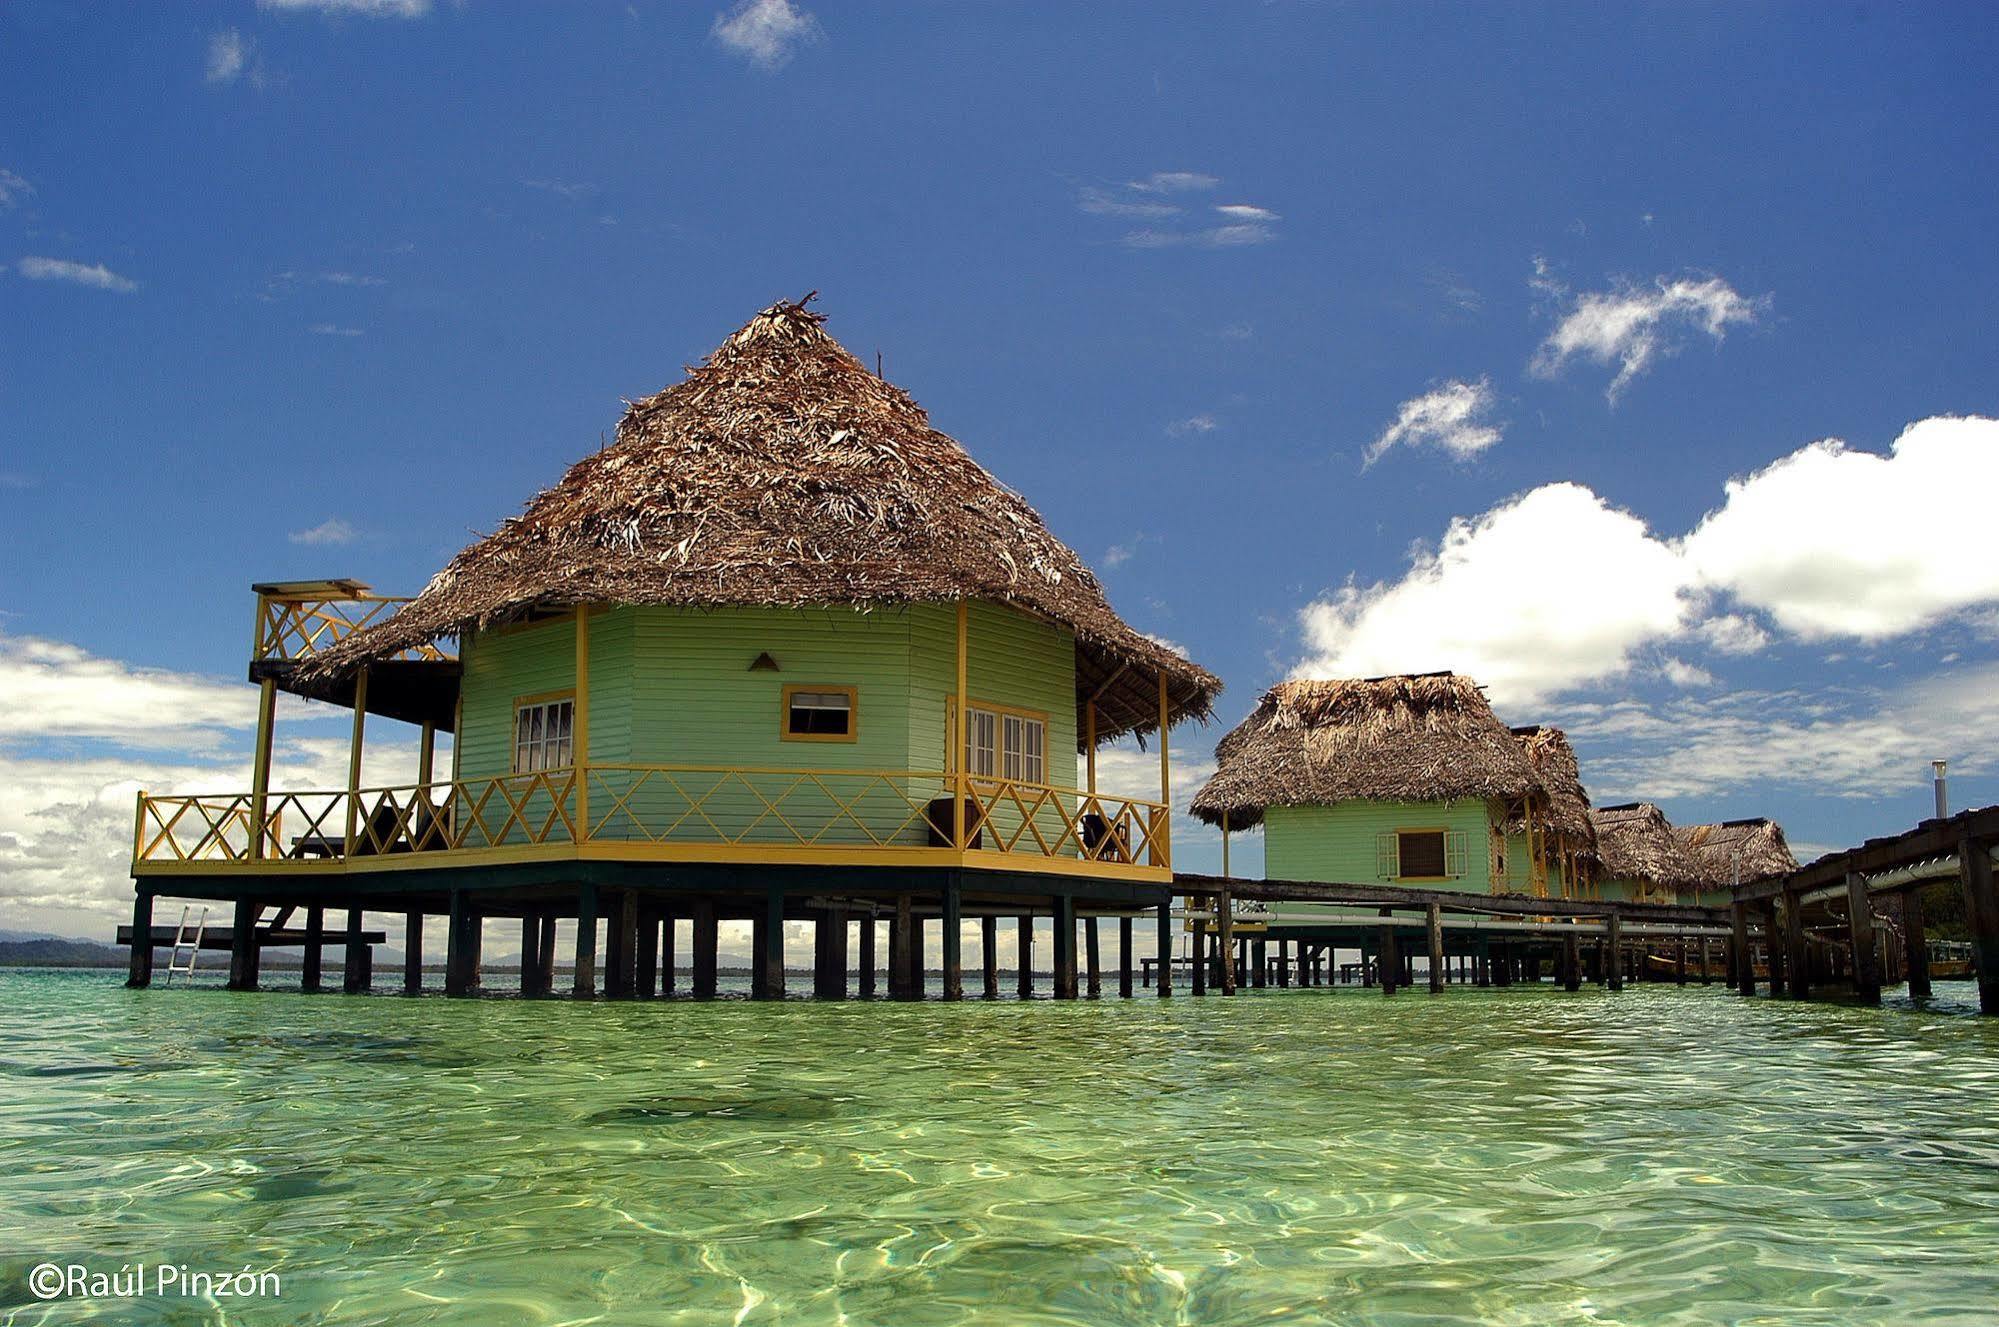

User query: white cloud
[712,0,821,70]
[1298,483,1690,707]
[1123,224,1275,250]
[1166,413,1218,437]
[0,634,254,751]
[0,168,34,208]
[1683,416,1999,639]
[257,0,432,17]
[1141,633,1189,659]
[1102,533,1153,569]
[308,323,364,337]
[1076,187,1179,220]
[290,517,357,545]
[1129,172,1218,194]
[1532,271,1766,402]
[1659,658,1715,688]
[15,256,137,293]
[1214,204,1279,222]
[206,28,251,84]
[1297,415,1999,709]
[1363,377,1503,468]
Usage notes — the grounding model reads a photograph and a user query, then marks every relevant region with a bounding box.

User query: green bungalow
[1188,673,1588,899]
[127,298,1220,1000]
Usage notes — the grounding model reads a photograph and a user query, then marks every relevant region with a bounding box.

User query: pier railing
[252,585,454,664]
[131,767,1170,875]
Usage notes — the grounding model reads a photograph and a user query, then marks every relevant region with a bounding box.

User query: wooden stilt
[983,915,1000,999]
[1218,888,1237,996]
[660,912,676,996]
[403,910,423,995]
[859,913,878,998]
[1760,900,1784,996]
[1845,872,1881,1005]
[343,907,369,994]
[1732,903,1754,996]
[1606,913,1624,992]
[302,905,325,992]
[758,883,785,1000]
[1251,936,1266,989]
[691,898,717,999]
[1427,903,1445,994]
[126,889,154,989]
[636,907,659,999]
[1276,937,1290,987]
[1084,916,1102,998]
[445,893,470,998]
[1699,936,1713,986]
[1903,886,1931,1001]
[573,883,598,998]
[893,894,915,1000]
[1053,895,1078,999]
[1783,890,1810,1000]
[228,898,259,991]
[1120,916,1135,997]
[1190,921,1207,996]
[521,916,541,996]
[1156,901,1172,997]
[943,879,963,1001]
[1959,837,1999,1015]
[1674,935,1687,985]
[1019,914,1034,999]
[1563,932,1581,992]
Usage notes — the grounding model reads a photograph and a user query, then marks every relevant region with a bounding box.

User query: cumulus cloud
[1298,415,1999,708]
[1363,377,1503,468]
[712,0,821,69]
[0,168,31,208]
[15,256,137,293]
[1659,658,1715,689]
[289,517,357,545]
[1532,269,1766,402]
[0,635,255,752]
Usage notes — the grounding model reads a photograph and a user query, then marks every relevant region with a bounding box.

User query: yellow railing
[132,767,1170,871]
[253,589,453,664]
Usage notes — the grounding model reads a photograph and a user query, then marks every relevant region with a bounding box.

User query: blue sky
[3,1,1998,933]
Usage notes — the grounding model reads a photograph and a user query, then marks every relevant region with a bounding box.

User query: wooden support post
[758,884,785,1000]
[1783,890,1810,1000]
[1080,915,1099,998]
[1903,887,1931,1001]
[1760,900,1784,996]
[1190,920,1207,996]
[343,667,368,856]
[1427,903,1445,994]
[660,911,676,996]
[1252,936,1267,990]
[302,905,325,992]
[1379,911,1399,996]
[1606,913,1624,992]
[636,908,659,999]
[1157,669,1172,870]
[1276,937,1290,987]
[126,889,154,989]
[1674,935,1687,985]
[1157,901,1173,997]
[1018,914,1034,999]
[1053,895,1078,999]
[341,907,366,993]
[228,899,260,991]
[248,676,277,861]
[1700,936,1713,986]
[942,879,963,1002]
[1732,904,1754,996]
[1563,932,1581,992]
[573,883,598,998]
[1960,837,1999,1016]
[520,916,541,996]
[983,915,1000,999]
[445,893,470,997]
[859,914,878,998]
[691,898,717,999]
[617,891,641,998]
[1218,888,1237,995]
[1120,917,1135,997]
[402,910,423,995]
[1846,871,1881,1005]
[894,894,916,1000]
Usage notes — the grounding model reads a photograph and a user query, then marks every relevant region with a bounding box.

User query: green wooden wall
[1265,799,1500,893]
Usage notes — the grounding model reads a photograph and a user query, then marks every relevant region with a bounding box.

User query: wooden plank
[1743,804,1999,901]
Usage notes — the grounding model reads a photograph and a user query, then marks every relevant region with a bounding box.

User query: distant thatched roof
[1189,672,1540,828]
[1675,818,1797,888]
[304,297,1218,741]
[1511,725,1597,857]
[1589,802,1703,888]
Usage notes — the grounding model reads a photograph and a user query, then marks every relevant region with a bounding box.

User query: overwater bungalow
[1189,672,1575,897]
[1674,817,1797,906]
[1590,802,1704,905]
[126,298,1222,998]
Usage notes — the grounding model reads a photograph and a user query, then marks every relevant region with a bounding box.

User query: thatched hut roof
[304,297,1218,741]
[1189,672,1540,829]
[1589,802,1703,888]
[1510,725,1597,857]
[1674,818,1797,888]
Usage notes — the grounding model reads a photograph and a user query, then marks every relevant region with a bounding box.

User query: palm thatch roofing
[1589,802,1704,888]
[1510,725,1597,857]
[1189,672,1540,829]
[303,297,1218,741]
[1674,818,1797,888]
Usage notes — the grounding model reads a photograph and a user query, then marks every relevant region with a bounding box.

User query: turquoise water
[3,969,1997,1325]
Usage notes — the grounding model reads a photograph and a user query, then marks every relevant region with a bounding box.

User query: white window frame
[965,704,1045,784]
[513,696,575,774]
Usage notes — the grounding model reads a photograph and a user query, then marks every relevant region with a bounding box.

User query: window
[963,704,1044,783]
[513,697,574,773]
[1398,830,1448,879]
[783,685,856,741]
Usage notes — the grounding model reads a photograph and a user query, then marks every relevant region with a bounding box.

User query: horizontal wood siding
[585,607,635,766]
[1266,799,1497,893]
[457,617,577,783]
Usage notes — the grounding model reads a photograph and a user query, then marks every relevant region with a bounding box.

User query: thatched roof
[1675,818,1797,888]
[1189,672,1540,828]
[304,297,1218,741]
[1510,725,1597,857]
[1589,802,1703,888]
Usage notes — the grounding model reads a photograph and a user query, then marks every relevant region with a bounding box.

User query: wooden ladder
[164,905,209,985]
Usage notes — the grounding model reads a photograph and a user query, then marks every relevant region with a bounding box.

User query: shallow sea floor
[2,967,1997,1325]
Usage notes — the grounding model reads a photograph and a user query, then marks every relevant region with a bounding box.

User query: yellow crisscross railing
[253,590,453,664]
[132,766,1171,871]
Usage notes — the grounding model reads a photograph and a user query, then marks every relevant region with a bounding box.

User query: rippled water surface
[3,969,1998,1325]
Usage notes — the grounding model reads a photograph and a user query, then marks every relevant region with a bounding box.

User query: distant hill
[0,938,126,968]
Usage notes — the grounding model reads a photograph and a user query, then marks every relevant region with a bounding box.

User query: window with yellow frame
[948,698,1047,784]
[781,685,858,742]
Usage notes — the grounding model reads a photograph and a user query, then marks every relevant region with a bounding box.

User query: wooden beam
[403,910,423,995]
[1427,902,1444,994]
[573,882,598,998]
[1178,873,1726,926]
[1018,914,1034,999]
[1845,871,1881,1005]
[982,914,999,1000]
[343,666,369,854]
[1731,903,1754,996]
[1960,835,1999,1015]
[249,677,277,862]
[1156,901,1172,998]
[1903,887,1931,1001]
[1119,916,1134,998]
[942,878,963,1001]
[125,890,153,989]
[692,897,717,999]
